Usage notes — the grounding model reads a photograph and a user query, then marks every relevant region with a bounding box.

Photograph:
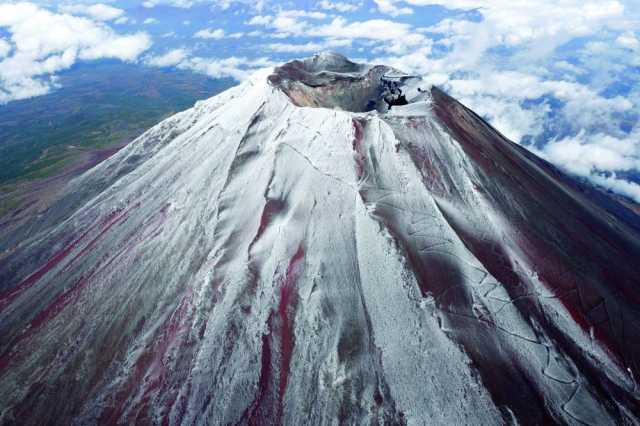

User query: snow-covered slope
[1,53,640,425]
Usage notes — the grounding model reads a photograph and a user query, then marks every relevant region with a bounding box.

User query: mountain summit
[1,53,640,425]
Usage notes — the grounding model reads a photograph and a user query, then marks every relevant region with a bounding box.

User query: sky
[1,0,640,202]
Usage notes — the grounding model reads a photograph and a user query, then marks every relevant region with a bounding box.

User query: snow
[0,53,639,425]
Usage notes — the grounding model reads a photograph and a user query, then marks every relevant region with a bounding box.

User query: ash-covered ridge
[1,53,640,425]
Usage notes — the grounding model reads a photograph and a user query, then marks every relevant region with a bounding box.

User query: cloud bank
[0,2,151,103]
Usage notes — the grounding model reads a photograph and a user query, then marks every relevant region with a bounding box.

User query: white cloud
[0,2,151,103]
[178,56,275,80]
[248,12,426,53]
[444,72,623,107]
[404,0,626,56]
[143,18,158,25]
[319,1,360,13]
[553,60,585,76]
[59,3,125,21]
[211,0,266,11]
[267,39,353,53]
[371,0,630,71]
[540,132,640,176]
[374,0,413,16]
[144,45,274,81]
[141,0,264,9]
[194,28,225,39]
[0,76,52,104]
[279,10,328,20]
[142,0,195,8]
[247,15,271,26]
[79,32,152,61]
[268,42,324,53]
[255,10,330,36]
[616,32,640,49]
[467,95,549,142]
[533,130,640,202]
[146,48,189,67]
[309,17,426,54]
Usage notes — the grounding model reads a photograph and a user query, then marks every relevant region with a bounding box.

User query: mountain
[1,53,639,425]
